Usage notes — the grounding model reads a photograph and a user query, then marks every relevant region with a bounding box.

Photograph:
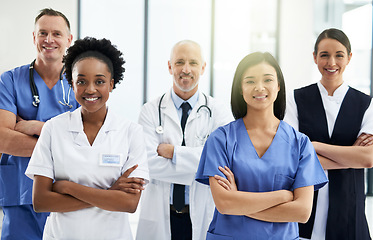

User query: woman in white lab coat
[26,37,149,240]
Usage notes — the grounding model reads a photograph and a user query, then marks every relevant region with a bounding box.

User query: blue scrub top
[196,119,328,240]
[0,64,79,206]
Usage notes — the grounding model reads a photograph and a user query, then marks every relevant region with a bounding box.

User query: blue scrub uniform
[0,64,79,239]
[196,119,328,240]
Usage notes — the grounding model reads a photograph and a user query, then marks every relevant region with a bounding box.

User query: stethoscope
[29,59,72,108]
[156,92,212,141]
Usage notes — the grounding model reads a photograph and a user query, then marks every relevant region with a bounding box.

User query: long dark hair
[231,52,286,120]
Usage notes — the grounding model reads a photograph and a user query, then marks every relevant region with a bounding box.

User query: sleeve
[195,127,230,185]
[293,134,328,191]
[283,90,299,131]
[123,123,149,184]
[359,99,373,135]
[0,71,17,114]
[25,120,54,180]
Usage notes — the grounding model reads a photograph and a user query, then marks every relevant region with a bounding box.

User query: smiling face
[33,15,72,63]
[72,57,114,115]
[241,62,280,113]
[313,38,352,86]
[168,42,206,99]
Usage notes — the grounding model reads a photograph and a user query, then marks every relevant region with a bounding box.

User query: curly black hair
[63,37,125,89]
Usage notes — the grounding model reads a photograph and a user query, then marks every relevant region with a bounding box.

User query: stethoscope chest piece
[156,125,164,134]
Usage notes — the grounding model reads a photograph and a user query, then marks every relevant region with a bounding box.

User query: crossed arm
[313,133,373,170]
[210,166,314,223]
[0,109,44,157]
[33,165,145,213]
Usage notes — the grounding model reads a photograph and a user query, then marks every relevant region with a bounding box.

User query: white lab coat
[136,90,233,240]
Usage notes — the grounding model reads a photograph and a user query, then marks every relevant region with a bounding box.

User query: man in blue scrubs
[0,8,78,239]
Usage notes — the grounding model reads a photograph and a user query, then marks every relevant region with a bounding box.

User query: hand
[157,143,174,159]
[15,116,44,136]
[214,166,237,191]
[353,133,373,146]
[109,164,145,193]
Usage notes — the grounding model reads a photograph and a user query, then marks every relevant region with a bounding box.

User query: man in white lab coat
[136,40,233,240]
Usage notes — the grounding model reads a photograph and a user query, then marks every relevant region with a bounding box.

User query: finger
[118,182,145,189]
[224,166,235,182]
[224,166,234,176]
[353,134,366,146]
[214,175,231,188]
[218,166,229,176]
[217,180,230,190]
[122,188,141,194]
[361,135,373,146]
[122,164,138,178]
[221,166,235,184]
[355,133,372,146]
[128,177,146,185]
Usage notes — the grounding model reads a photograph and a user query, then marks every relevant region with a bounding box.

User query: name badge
[99,154,123,167]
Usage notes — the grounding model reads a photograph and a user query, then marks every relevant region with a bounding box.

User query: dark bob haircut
[63,37,125,89]
[314,28,351,55]
[231,52,286,120]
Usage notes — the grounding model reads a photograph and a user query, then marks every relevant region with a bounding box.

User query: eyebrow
[77,74,107,77]
[244,74,274,79]
[319,51,345,54]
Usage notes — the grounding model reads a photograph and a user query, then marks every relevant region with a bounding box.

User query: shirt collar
[69,106,117,132]
[317,81,349,103]
[171,89,199,110]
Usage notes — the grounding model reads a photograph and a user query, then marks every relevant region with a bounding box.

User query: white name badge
[99,154,123,167]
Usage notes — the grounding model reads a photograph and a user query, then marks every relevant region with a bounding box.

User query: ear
[110,79,114,92]
[33,32,36,45]
[67,34,73,48]
[347,52,352,65]
[168,61,173,75]
[313,52,317,64]
[200,61,207,75]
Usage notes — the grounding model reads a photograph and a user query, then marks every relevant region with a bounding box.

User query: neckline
[240,118,282,159]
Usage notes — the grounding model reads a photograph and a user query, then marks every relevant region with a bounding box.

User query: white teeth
[326,69,337,73]
[85,97,98,101]
[44,47,54,50]
[254,96,266,99]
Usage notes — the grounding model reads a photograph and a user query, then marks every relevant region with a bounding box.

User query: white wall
[0,0,78,74]
[278,0,317,92]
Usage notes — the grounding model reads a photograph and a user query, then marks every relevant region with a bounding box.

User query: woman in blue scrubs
[196,52,328,240]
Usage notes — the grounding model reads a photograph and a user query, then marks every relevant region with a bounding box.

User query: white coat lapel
[161,91,180,127]
[68,108,89,146]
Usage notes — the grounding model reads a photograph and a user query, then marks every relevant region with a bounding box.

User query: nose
[254,82,265,91]
[85,82,97,93]
[182,63,191,74]
[44,33,54,43]
[328,56,336,66]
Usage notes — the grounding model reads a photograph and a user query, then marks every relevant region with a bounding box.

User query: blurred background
[0,0,372,237]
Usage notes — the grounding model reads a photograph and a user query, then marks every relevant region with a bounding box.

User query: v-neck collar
[68,107,117,147]
[239,118,282,159]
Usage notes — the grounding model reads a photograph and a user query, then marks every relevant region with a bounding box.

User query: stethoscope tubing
[29,59,72,108]
[156,92,211,135]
